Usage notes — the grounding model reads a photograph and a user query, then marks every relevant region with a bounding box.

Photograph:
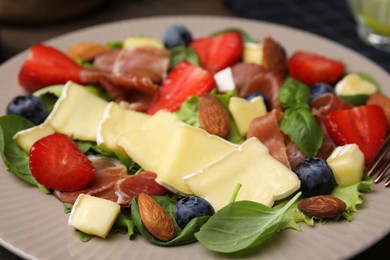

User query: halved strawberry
[288,50,344,85]
[190,32,243,74]
[19,44,83,92]
[325,104,387,166]
[147,61,215,114]
[29,133,95,191]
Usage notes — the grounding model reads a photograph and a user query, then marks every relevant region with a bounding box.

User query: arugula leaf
[175,96,201,127]
[106,41,124,50]
[278,79,310,109]
[169,45,200,69]
[111,213,135,240]
[279,106,323,157]
[195,192,301,253]
[131,195,209,246]
[0,115,37,186]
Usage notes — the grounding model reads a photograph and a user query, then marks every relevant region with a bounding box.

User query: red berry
[30,133,95,191]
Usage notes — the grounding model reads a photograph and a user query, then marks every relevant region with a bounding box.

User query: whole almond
[138,193,175,241]
[199,94,231,138]
[298,195,346,219]
[262,36,288,79]
[67,42,111,61]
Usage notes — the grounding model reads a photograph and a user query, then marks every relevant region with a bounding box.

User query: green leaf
[279,106,324,157]
[175,96,201,127]
[111,213,135,239]
[63,203,73,214]
[106,41,124,50]
[195,192,301,253]
[0,115,37,186]
[131,195,209,246]
[169,45,200,69]
[278,79,310,109]
[211,28,258,43]
[79,231,93,242]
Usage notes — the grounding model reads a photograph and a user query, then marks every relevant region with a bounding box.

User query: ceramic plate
[0,16,389,260]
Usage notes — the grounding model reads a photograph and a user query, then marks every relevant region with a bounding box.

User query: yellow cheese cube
[96,102,150,148]
[13,123,55,152]
[68,194,120,238]
[46,81,108,141]
[327,144,365,186]
[124,36,165,50]
[243,42,263,65]
[229,96,267,136]
[184,138,301,211]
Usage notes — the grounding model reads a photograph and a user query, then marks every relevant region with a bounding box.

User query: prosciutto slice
[232,63,283,111]
[115,171,168,206]
[247,110,291,169]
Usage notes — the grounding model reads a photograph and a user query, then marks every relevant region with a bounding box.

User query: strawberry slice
[147,61,215,114]
[30,133,95,191]
[190,32,243,74]
[19,44,83,92]
[325,105,387,166]
[288,50,344,85]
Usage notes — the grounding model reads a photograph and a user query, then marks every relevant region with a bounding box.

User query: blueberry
[309,83,335,101]
[245,91,271,111]
[163,24,193,49]
[174,196,214,228]
[6,95,48,124]
[294,157,336,197]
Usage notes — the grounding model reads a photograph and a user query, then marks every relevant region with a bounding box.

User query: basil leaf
[195,192,301,253]
[279,106,323,157]
[211,28,258,43]
[169,45,200,69]
[0,115,37,186]
[278,79,310,109]
[131,195,209,246]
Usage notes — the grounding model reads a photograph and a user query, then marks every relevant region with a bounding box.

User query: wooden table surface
[0,0,388,259]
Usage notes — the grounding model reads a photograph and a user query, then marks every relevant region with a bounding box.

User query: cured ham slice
[231,63,283,110]
[115,171,168,207]
[247,110,291,169]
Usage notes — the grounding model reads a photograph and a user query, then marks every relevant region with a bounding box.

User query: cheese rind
[13,123,55,152]
[68,194,120,238]
[96,102,150,148]
[184,138,300,211]
[46,81,108,141]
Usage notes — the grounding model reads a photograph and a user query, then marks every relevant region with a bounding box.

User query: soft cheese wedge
[229,96,267,136]
[117,110,181,173]
[117,111,237,195]
[69,194,120,238]
[45,81,108,141]
[14,123,55,152]
[184,138,301,211]
[96,102,150,148]
[156,124,237,195]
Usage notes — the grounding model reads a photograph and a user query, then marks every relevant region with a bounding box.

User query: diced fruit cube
[229,96,267,136]
[68,194,120,238]
[326,144,365,186]
[214,67,236,93]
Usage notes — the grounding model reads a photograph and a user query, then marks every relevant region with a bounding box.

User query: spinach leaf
[278,79,310,109]
[111,213,135,240]
[0,115,37,186]
[195,192,301,253]
[279,106,323,157]
[131,195,209,246]
[169,45,200,69]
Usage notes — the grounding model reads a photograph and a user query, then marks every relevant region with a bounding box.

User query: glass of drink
[347,0,390,52]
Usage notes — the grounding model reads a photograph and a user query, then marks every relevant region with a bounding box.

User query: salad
[0,23,388,255]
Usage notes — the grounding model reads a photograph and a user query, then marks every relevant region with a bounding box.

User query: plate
[0,15,389,260]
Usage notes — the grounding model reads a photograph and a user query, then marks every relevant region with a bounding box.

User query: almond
[367,93,390,127]
[67,42,111,61]
[298,195,346,219]
[138,193,175,241]
[199,94,231,138]
[262,36,288,79]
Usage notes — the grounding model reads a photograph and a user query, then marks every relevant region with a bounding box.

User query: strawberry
[18,44,83,92]
[288,50,344,85]
[147,61,215,114]
[325,105,387,166]
[29,133,95,191]
[190,32,243,74]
